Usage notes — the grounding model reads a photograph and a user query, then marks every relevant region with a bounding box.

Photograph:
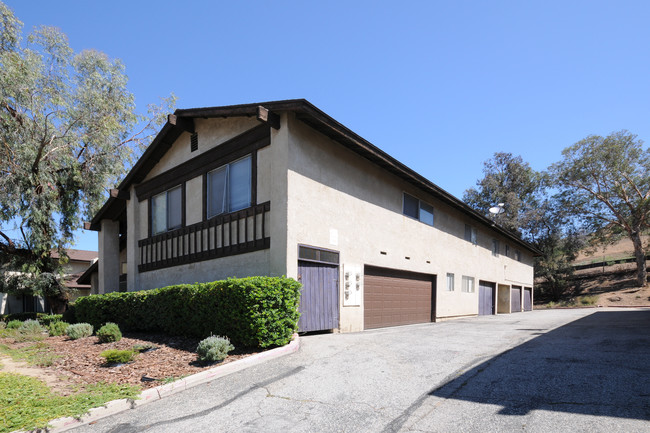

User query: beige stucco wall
[281,114,534,332]
[145,117,260,180]
[137,249,271,291]
[126,117,279,292]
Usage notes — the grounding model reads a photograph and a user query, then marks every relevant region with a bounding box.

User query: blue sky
[7,1,650,251]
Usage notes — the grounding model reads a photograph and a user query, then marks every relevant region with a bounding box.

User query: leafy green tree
[0,2,173,310]
[463,152,544,237]
[550,130,650,287]
[464,152,583,300]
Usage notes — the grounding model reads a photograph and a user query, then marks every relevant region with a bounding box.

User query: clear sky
[6,0,650,252]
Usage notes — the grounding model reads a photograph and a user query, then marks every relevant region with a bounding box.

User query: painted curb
[42,335,300,432]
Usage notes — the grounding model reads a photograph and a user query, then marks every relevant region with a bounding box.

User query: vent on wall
[190,133,198,152]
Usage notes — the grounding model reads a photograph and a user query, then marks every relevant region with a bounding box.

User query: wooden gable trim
[135,124,270,201]
[167,114,195,133]
[256,106,280,130]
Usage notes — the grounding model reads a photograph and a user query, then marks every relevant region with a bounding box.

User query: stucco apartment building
[87,99,537,333]
[0,249,97,314]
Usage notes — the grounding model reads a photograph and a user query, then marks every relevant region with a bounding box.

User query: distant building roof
[76,260,98,285]
[51,249,98,262]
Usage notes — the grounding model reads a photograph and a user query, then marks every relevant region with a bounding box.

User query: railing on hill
[573,254,650,271]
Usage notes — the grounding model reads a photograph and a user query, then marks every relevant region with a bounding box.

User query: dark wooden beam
[167,114,195,133]
[256,106,281,130]
[135,124,270,201]
[110,189,130,200]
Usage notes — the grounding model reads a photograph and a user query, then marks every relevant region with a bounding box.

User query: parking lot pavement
[71,308,650,433]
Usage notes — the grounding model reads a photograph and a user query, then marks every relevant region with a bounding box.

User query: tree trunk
[46,295,68,314]
[631,230,647,287]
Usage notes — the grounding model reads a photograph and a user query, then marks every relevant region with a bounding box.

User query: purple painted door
[297,261,339,332]
[523,288,533,311]
[478,281,495,315]
[511,286,522,312]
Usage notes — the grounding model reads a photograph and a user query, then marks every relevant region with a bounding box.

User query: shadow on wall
[430,310,650,420]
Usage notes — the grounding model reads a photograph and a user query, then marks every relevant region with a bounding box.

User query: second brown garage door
[364,266,435,330]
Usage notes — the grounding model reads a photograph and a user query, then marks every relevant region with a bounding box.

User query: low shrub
[48,321,70,337]
[0,321,5,330]
[65,323,93,340]
[579,295,598,306]
[96,322,122,343]
[196,335,234,363]
[7,320,22,329]
[38,314,63,327]
[19,319,45,334]
[100,349,137,364]
[74,276,302,348]
[132,344,157,353]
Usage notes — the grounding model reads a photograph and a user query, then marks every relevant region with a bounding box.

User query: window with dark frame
[206,155,252,218]
[464,224,477,244]
[492,239,499,257]
[515,250,522,262]
[505,244,510,257]
[151,185,183,235]
[403,193,434,226]
[298,245,339,265]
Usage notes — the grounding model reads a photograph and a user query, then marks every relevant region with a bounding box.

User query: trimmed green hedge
[73,276,301,348]
[0,313,62,326]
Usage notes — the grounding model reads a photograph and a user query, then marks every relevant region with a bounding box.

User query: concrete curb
[44,335,300,432]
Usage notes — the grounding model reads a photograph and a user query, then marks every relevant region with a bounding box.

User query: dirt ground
[571,269,650,307]
[0,333,258,395]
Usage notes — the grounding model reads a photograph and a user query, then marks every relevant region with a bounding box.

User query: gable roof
[51,249,98,263]
[76,259,98,285]
[89,99,540,254]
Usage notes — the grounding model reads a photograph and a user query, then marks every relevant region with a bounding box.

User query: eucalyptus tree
[551,130,650,287]
[464,152,583,300]
[463,152,545,238]
[0,2,172,309]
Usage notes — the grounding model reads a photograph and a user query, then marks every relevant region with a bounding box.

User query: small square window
[207,155,252,218]
[446,273,455,291]
[462,276,475,293]
[151,185,183,235]
[419,202,434,226]
[403,193,419,219]
[403,193,434,226]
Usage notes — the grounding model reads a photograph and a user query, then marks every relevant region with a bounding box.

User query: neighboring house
[0,249,97,315]
[86,99,538,333]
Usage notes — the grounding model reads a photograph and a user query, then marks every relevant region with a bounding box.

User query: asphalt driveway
[73,308,650,433]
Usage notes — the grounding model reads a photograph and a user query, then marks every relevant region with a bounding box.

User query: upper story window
[464,224,477,244]
[403,193,434,226]
[505,244,510,257]
[207,155,252,218]
[151,185,183,235]
[492,239,500,257]
[515,249,522,262]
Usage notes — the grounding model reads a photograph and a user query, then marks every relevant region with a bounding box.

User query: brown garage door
[364,266,435,330]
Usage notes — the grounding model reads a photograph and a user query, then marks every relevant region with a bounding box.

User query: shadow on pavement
[430,310,650,420]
